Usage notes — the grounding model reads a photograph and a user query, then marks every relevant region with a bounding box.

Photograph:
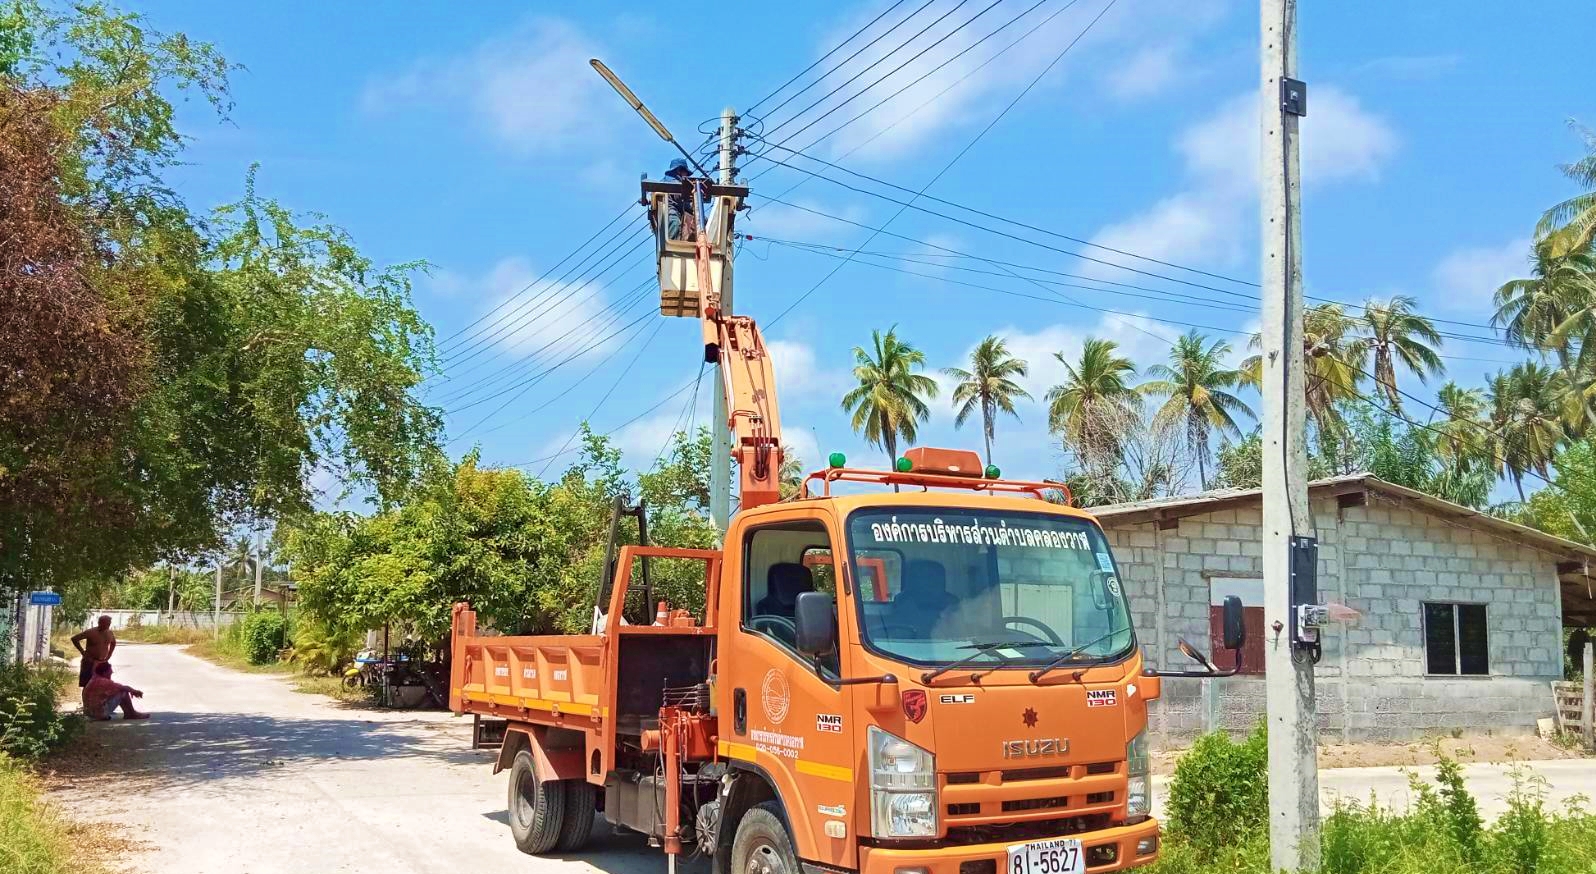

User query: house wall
[1102,493,1563,744]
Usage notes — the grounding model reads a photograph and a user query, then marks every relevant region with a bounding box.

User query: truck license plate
[1007,838,1084,874]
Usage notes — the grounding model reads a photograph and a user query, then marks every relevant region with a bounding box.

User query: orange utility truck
[448,173,1244,874]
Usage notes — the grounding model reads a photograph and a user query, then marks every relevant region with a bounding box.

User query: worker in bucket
[664,158,707,241]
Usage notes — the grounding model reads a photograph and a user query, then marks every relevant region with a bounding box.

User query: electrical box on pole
[1260,0,1321,870]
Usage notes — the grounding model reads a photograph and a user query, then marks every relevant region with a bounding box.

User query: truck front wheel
[731,801,799,874]
[507,748,566,855]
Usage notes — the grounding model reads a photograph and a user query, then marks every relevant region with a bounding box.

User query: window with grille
[1423,602,1488,676]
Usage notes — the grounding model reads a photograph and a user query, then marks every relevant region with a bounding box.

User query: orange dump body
[450,470,1161,874]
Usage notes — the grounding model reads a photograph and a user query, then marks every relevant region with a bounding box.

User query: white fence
[93,609,246,631]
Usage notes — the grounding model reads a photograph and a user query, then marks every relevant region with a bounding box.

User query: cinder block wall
[1102,493,1562,745]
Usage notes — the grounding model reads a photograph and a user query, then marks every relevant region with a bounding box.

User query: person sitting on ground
[82,661,148,721]
[70,615,116,689]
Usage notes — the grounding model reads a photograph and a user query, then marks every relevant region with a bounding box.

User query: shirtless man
[71,615,117,688]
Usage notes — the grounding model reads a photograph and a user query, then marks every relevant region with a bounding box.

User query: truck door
[720,515,856,869]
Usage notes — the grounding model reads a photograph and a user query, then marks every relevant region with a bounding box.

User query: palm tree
[1492,229,1596,365]
[1486,363,1566,501]
[1360,295,1444,413]
[840,327,939,470]
[1045,338,1141,474]
[1537,121,1596,252]
[1241,303,1365,442]
[1432,381,1492,500]
[1140,331,1254,489]
[943,335,1031,466]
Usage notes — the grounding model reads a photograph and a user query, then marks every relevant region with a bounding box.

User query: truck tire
[731,801,798,874]
[507,748,566,855]
[554,779,598,852]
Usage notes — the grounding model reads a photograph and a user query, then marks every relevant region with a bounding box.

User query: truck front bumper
[858,818,1159,874]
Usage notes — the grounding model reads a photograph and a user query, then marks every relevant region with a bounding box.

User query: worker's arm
[106,633,116,660]
[69,630,88,655]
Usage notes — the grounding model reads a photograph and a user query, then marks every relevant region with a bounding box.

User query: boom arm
[646,177,783,512]
[701,303,783,512]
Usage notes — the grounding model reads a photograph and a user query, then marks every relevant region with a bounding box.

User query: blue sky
[142,0,1596,496]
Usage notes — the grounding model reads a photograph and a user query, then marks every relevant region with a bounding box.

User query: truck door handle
[733,688,747,735]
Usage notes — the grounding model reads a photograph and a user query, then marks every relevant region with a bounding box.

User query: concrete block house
[1092,475,1596,744]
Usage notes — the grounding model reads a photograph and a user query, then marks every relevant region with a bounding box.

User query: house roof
[1091,474,1596,627]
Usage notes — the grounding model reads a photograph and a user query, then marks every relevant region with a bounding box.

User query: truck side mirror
[794,592,836,657]
[1221,595,1246,652]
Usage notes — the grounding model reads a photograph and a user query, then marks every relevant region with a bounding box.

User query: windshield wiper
[921,640,1047,685]
[1027,628,1131,684]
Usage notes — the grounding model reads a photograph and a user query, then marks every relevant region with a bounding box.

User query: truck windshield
[846,508,1134,666]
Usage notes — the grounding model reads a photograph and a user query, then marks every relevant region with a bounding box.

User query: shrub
[0,665,82,760]
[239,611,288,665]
[1163,723,1269,860]
[287,618,364,676]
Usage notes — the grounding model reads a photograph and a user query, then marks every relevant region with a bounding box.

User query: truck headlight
[868,726,936,837]
[1125,729,1150,822]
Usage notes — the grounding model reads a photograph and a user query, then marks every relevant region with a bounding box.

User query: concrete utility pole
[213,561,223,638]
[1260,0,1319,869]
[253,530,264,606]
[710,106,739,537]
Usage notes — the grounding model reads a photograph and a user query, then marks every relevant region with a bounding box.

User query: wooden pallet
[1552,681,1585,733]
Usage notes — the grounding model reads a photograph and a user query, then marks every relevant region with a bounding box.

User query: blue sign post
[28,591,62,606]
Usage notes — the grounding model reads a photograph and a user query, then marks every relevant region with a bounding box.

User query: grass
[0,754,105,874]
[113,624,213,646]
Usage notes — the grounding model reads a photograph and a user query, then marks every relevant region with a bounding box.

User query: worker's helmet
[666,158,691,178]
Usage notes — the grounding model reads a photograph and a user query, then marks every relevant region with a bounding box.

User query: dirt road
[48,644,1595,873]
[49,643,686,874]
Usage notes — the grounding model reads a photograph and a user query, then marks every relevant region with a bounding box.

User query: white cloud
[362,18,617,153]
[1106,44,1182,101]
[1086,86,1397,279]
[782,428,824,473]
[1432,237,1531,310]
[768,338,851,400]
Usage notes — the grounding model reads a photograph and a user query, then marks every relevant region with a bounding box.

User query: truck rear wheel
[731,801,798,874]
[507,748,566,855]
[554,779,598,852]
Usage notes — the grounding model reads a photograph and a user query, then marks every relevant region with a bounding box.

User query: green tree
[1487,363,1567,501]
[1140,331,1253,488]
[1360,294,1445,413]
[0,3,440,599]
[1045,338,1141,475]
[841,327,939,469]
[943,335,1031,466]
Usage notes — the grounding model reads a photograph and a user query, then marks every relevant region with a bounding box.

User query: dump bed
[448,546,724,748]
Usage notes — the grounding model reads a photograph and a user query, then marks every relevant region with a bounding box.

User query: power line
[766,233,1527,365]
[435,202,635,356]
[767,0,1119,328]
[435,241,654,395]
[743,0,1071,186]
[501,375,702,472]
[759,0,1006,147]
[439,277,655,409]
[448,302,659,439]
[533,319,670,478]
[438,228,651,376]
[748,0,931,124]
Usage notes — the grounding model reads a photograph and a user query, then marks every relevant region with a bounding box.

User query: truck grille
[938,761,1124,830]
